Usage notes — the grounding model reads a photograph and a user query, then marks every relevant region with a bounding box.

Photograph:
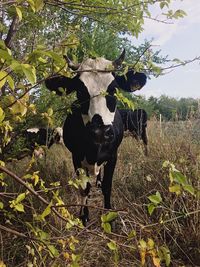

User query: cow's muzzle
[89,124,114,144]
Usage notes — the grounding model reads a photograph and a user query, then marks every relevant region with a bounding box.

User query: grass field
[1,119,200,266]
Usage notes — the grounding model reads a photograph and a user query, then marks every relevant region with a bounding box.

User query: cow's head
[45,50,146,144]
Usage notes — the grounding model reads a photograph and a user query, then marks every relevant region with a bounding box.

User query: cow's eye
[107,86,116,95]
[77,87,90,100]
[105,95,116,112]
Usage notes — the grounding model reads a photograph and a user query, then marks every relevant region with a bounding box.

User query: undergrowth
[1,119,200,266]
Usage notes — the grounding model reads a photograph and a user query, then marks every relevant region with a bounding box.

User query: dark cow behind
[24,127,63,158]
[0,127,63,161]
[119,109,148,155]
[45,50,147,225]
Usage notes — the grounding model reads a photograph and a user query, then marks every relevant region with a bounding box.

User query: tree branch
[4,15,19,49]
[0,165,69,224]
[0,224,27,238]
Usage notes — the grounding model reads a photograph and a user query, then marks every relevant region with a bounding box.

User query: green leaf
[160,2,168,9]
[171,171,188,185]
[173,9,187,19]
[0,71,7,89]
[101,222,111,233]
[169,184,181,195]
[158,245,171,267]
[148,191,162,204]
[15,203,25,212]
[10,60,22,71]
[147,238,155,249]
[15,192,26,204]
[101,214,107,223]
[10,101,27,116]
[68,179,79,189]
[147,203,156,215]
[71,253,81,265]
[139,239,147,249]
[0,107,5,123]
[0,201,4,209]
[27,0,36,12]
[47,108,53,116]
[35,0,44,11]
[21,64,36,84]
[32,172,39,186]
[15,6,23,21]
[128,230,136,239]
[46,51,65,65]
[40,202,52,220]
[38,229,49,240]
[101,211,118,222]
[38,56,47,63]
[41,203,52,220]
[7,75,15,90]
[0,49,12,61]
[107,241,117,251]
[47,245,59,258]
[183,184,195,196]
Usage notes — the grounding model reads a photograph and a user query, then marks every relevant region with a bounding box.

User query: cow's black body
[119,108,148,155]
[45,51,147,225]
[0,127,63,161]
[64,107,123,215]
[64,107,123,165]
[25,127,63,150]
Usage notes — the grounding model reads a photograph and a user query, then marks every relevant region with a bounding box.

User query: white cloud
[132,1,200,99]
[184,68,200,74]
[140,0,200,46]
[134,87,163,98]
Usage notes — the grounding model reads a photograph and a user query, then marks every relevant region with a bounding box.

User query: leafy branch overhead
[0,0,188,118]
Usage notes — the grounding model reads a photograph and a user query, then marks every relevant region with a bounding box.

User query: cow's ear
[115,71,147,92]
[45,75,76,95]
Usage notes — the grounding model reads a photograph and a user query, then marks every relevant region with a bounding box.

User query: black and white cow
[45,50,147,225]
[24,127,63,158]
[119,109,148,155]
[0,127,63,161]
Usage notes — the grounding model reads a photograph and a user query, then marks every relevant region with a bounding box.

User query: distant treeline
[121,93,200,121]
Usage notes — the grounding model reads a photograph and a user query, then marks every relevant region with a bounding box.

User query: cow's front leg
[101,154,117,209]
[96,170,102,188]
[79,182,91,226]
[72,154,91,226]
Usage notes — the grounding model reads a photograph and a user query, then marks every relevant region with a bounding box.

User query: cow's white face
[78,58,116,126]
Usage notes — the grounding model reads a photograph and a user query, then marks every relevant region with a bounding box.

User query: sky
[133,0,200,99]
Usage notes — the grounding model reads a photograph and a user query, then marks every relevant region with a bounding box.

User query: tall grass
[112,119,200,266]
[1,119,200,266]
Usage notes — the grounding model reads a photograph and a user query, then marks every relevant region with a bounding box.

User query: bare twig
[160,56,200,72]
[131,44,152,70]
[0,165,69,224]
[0,224,27,238]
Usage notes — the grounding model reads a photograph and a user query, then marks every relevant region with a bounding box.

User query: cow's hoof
[79,215,89,226]
[96,180,102,188]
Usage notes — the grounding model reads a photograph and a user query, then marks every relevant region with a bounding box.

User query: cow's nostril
[104,126,114,140]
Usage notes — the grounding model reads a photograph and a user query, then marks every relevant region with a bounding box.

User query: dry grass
[1,119,200,266]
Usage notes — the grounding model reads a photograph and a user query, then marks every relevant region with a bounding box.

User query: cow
[119,108,148,155]
[24,127,63,158]
[0,127,63,161]
[45,50,147,225]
